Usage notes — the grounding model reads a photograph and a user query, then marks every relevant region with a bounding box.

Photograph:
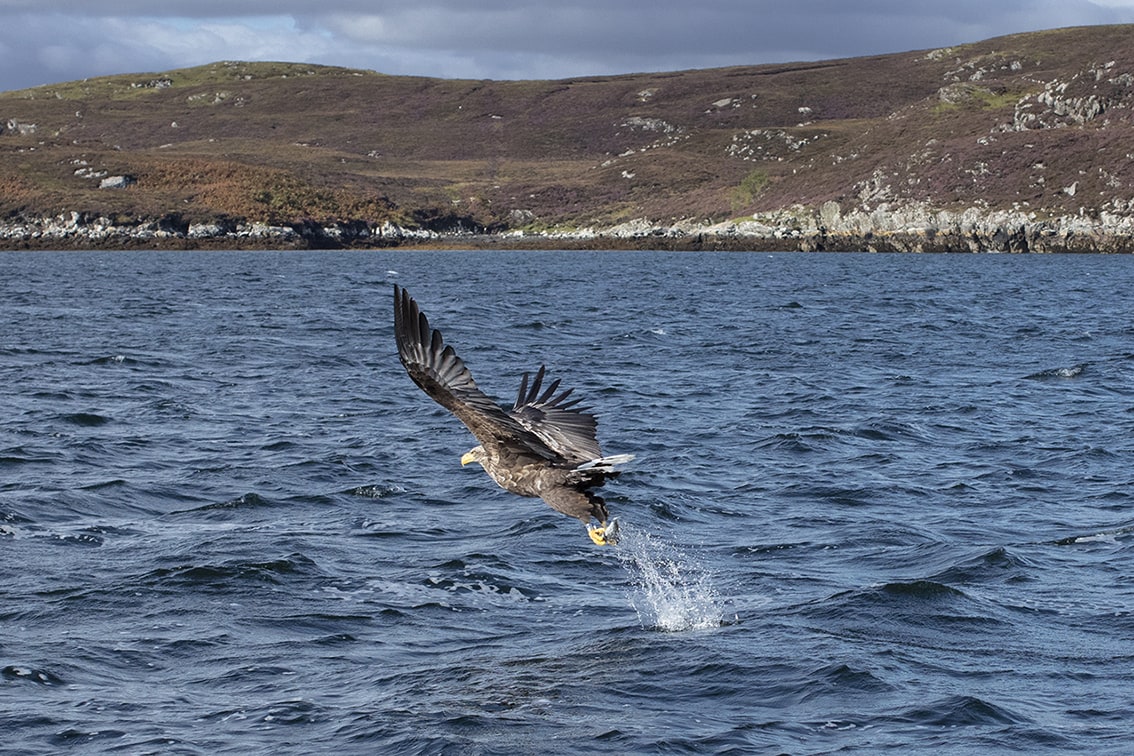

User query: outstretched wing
[393,285,559,460]
[510,366,602,463]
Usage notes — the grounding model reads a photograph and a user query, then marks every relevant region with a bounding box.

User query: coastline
[4,202,1132,253]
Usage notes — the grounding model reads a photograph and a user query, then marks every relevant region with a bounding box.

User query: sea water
[3,249,1133,754]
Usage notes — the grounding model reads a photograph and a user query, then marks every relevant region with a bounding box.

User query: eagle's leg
[583,492,618,545]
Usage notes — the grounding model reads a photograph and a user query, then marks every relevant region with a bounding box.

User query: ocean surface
[2,249,1133,755]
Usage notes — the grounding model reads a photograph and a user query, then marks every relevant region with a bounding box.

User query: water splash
[614,522,725,632]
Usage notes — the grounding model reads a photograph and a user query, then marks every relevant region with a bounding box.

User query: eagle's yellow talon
[587,519,619,546]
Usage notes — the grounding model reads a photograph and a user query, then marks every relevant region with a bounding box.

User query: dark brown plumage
[393,285,631,544]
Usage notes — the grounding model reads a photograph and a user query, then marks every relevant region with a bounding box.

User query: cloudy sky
[3,1,1134,92]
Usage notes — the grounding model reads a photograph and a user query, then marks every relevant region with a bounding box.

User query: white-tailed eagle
[393,285,631,545]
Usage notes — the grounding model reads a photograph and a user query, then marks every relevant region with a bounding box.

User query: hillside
[2,25,1134,251]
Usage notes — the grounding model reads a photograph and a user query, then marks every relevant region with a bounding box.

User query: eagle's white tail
[575,454,635,472]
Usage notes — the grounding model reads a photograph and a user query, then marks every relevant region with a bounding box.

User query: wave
[871,579,967,600]
[1051,522,1134,546]
[928,546,1036,585]
[346,483,405,499]
[806,662,894,696]
[80,354,131,366]
[0,446,60,470]
[172,492,280,516]
[801,578,1010,647]
[2,665,66,686]
[1025,362,1088,380]
[57,412,112,427]
[886,694,1029,727]
[138,553,321,590]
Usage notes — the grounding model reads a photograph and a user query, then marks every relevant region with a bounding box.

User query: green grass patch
[731,169,770,210]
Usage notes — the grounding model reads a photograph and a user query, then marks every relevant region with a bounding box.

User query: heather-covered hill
[3,25,1134,250]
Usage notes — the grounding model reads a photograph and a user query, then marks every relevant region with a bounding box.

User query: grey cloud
[2,1,1133,92]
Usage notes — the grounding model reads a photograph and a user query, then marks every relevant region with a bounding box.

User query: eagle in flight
[393,285,631,545]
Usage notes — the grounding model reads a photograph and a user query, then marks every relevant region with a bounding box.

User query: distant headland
[3,25,1134,252]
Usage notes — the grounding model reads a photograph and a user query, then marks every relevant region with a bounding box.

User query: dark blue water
[3,249,1133,754]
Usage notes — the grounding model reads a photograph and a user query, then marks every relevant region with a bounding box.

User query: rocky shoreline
[0,213,445,250]
[564,202,1134,253]
[3,202,1133,252]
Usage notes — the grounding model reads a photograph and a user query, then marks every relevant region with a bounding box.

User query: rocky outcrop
[99,175,136,189]
[3,118,37,136]
[1008,60,1134,131]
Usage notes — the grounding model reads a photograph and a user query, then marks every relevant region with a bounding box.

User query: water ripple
[3,250,1134,754]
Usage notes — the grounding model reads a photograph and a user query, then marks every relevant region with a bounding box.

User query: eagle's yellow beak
[460,450,478,466]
